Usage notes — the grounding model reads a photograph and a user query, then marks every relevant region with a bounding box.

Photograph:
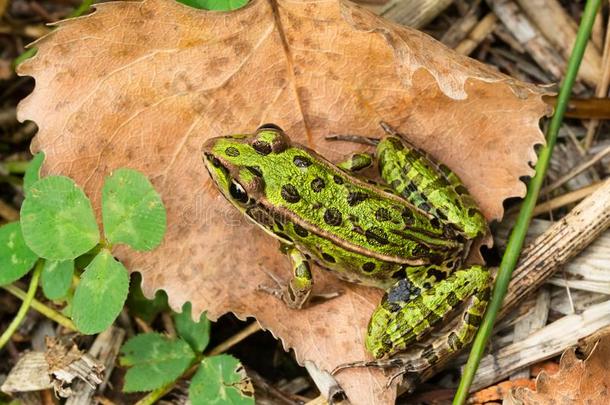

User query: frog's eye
[229,179,249,204]
[253,124,290,155]
[256,123,283,132]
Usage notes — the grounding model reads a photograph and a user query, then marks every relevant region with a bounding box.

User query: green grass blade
[453,1,603,403]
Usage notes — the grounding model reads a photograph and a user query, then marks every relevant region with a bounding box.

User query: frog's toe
[257,271,308,309]
[259,269,285,288]
[309,289,342,304]
[331,359,377,375]
[256,283,284,299]
[332,357,403,374]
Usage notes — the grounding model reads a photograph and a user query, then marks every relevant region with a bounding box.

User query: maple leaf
[506,334,610,405]
[17,0,549,403]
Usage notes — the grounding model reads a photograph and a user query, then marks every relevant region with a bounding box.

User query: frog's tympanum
[203,123,491,375]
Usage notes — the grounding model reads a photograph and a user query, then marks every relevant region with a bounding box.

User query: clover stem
[1,282,76,332]
[0,260,43,350]
[453,0,603,403]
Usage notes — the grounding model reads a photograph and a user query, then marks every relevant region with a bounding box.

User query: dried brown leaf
[17,0,549,402]
[507,335,610,405]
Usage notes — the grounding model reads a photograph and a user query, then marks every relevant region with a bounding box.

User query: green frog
[202,123,491,376]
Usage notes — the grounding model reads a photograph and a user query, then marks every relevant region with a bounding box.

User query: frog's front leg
[258,247,313,309]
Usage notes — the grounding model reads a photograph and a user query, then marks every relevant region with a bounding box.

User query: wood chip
[455,13,497,55]
[487,0,567,82]
[367,0,453,28]
[515,0,602,87]
[509,287,550,380]
[65,326,125,404]
[472,298,610,391]
[1,352,52,394]
[45,337,104,398]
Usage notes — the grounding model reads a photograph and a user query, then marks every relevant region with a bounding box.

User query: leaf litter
[17,0,550,402]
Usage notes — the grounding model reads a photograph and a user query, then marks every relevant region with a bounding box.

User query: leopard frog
[202,123,491,370]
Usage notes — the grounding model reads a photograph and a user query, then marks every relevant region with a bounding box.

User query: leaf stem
[0,261,43,351]
[453,0,602,403]
[1,284,76,331]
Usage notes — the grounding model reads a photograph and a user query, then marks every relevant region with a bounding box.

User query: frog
[202,122,491,378]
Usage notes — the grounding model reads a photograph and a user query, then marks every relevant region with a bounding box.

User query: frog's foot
[257,247,315,309]
[257,270,341,308]
[257,269,307,309]
[332,356,425,374]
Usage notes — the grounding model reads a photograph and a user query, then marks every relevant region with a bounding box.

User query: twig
[65,327,126,404]
[0,199,20,221]
[161,312,176,339]
[0,261,42,350]
[532,181,602,216]
[584,13,610,149]
[2,284,76,331]
[508,287,549,380]
[492,25,525,53]
[133,316,153,334]
[0,107,17,126]
[304,361,345,404]
[486,0,567,82]
[473,298,610,390]
[515,0,602,87]
[499,178,610,319]
[455,13,497,55]
[367,0,453,28]
[540,146,610,196]
[207,321,262,356]
[544,96,610,119]
[441,1,482,48]
[305,395,330,405]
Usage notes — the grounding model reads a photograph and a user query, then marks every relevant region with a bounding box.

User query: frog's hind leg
[384,273,491,386]
[333,266,490,375]
[366,265,489,358]
[257,247,313,309]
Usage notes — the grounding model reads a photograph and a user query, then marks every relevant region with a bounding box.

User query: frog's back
[245,143,458,263]
[203,130,463,287]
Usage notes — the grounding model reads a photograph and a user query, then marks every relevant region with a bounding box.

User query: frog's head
[202,124,291,209]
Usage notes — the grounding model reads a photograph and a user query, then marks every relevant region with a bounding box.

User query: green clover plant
[120,302,254,404]
[0,152,166,335]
